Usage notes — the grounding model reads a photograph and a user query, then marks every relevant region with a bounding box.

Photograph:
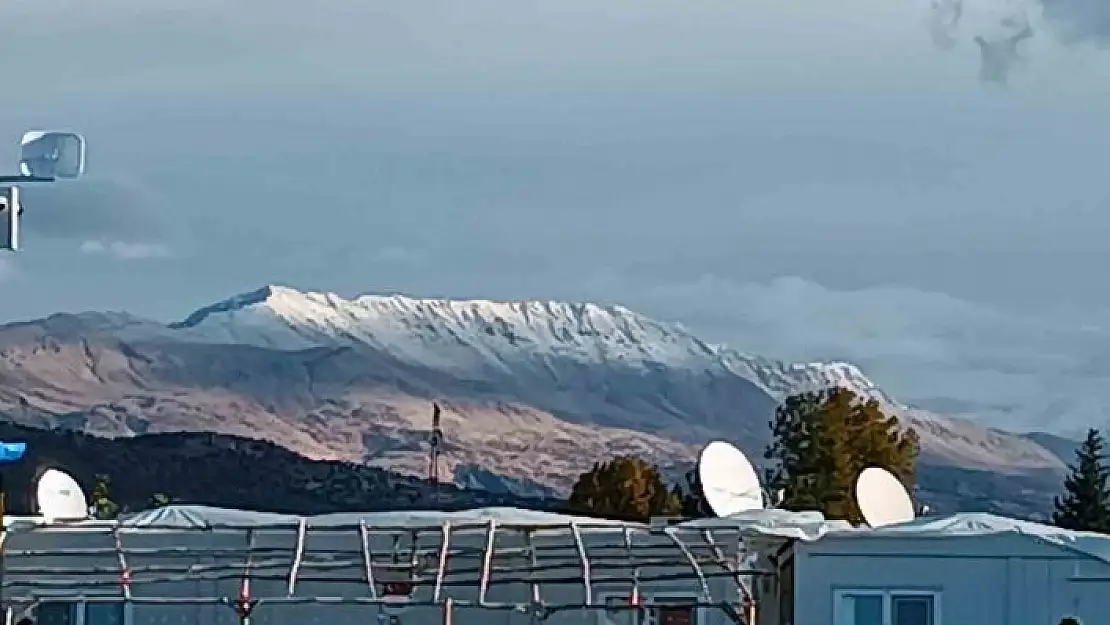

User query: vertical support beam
[524,530,541,607]
[0,490,7,619]
[360,520,378,599]
[112,527,132,601]
[702,530,753,605]
[477,520,497,605]
[623,528,643,620]
[664,528,710,600]
[3,186,18,252]
[240,529,256,625]
[432,522,451,603]
[442,596,454,625]
[569,522,592,606]
[287,518,307,596]
[408,530,420,584]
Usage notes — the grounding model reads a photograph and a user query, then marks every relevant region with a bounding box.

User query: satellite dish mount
[1,130,88,252]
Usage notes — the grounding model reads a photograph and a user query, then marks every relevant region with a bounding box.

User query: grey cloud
[1039,0,1110,45]
[974,21,1034,84]
[0,256,14,282]
[928,0,964,50]
[19,176,177,248]
[632,275,1110,437]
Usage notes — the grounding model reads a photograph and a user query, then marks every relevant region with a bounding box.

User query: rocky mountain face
[0,285,1077,519]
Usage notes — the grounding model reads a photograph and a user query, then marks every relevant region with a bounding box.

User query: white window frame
[596,590,707,625]
[36,600,133,625]
[832,589,941,625]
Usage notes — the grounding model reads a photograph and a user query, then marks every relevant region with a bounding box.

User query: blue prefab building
[753,513,1110,625]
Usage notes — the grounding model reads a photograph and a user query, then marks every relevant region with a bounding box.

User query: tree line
[89,474,172,520]
[567,386,1110,533]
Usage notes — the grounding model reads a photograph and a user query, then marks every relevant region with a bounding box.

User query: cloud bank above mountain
[636,275,1109,436]
[0,0,1106,447]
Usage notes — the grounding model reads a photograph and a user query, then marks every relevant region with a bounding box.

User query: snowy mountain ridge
[168,285,894,405]
[0,284,1073,517]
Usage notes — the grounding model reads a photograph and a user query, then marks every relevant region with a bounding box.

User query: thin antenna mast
[428,403,444,504]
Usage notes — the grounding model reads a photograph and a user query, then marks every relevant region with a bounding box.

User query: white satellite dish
[854,467,915,528]
[697,440,764,516]
[36,468,89,523]
[19,131,86,180]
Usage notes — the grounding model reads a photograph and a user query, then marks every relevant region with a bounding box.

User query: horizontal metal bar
[3,542,706,558]
[1,595,742,611]
[4,521,652,534]
[4,568,773,592]
[0,176,54,184]
[0,557,754,581]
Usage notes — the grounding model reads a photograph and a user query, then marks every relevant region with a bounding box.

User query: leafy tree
[1052,428,1110,532]
[148,492,172,509]
[569,456,681,522]
[671,468,713,518]
[92,474,120,520]
[763,387,920,525]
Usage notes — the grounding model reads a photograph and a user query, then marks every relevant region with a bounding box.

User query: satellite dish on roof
[854,467,915,528]
[697,440,764,516]
[36,468,88,523]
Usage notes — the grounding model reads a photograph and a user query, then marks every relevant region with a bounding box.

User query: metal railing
[1,518,774,625]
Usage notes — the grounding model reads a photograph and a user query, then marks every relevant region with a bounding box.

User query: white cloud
[79,240,172,260]
[0,256,14,282]
[637,275,1110,437]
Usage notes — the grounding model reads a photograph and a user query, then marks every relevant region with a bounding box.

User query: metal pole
[0,469,6,612]
[3,186,17,252]
[442,597,453,625]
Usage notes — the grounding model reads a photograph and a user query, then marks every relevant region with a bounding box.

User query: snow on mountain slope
[0,283,1068,510]
[170,285,891,403]
[161,285,1064,473]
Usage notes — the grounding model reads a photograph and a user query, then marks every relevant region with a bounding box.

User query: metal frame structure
[1,517,774,625]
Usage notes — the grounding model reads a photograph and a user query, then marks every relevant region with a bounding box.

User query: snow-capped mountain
[0,285,1073,517]
[169,285,893,404]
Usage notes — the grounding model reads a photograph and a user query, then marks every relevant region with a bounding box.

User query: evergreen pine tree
[764,387,920,525]
[672,468,713,518]
[1052,428,1110,533]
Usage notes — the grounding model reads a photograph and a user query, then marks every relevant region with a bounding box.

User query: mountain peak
[169,285,281,329]
[160,285,893,408]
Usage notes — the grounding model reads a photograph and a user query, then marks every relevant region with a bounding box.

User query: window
[36,603,75,625]
[84,604,125,625]
[33,602,128,625]
[833,590,939,625]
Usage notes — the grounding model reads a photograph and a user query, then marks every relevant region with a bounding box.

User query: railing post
[442,597,454,625]
[287,518,307,596]
[569,522,592,606]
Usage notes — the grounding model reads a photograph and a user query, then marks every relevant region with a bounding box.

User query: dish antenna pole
[1,131,88,252]
[0,441,28,529]
[428,403,444,505]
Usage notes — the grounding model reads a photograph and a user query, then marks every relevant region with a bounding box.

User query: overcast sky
[2,0,1110,434]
